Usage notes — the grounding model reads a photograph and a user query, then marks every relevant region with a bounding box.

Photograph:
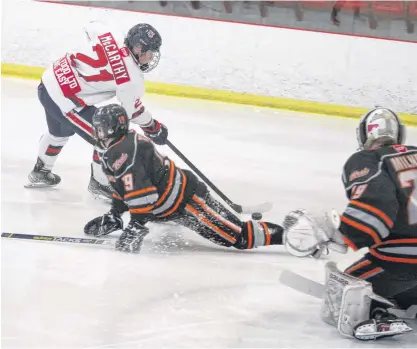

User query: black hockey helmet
[124,23,162,73]
[92,104,129,148]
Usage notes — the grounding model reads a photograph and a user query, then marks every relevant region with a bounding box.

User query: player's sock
[25,133,68,188]
[238,221,283,249]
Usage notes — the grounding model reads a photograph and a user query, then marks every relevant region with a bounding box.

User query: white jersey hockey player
[25,21,168,199]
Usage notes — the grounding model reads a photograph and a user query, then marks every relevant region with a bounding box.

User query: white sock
[37,132,69,170]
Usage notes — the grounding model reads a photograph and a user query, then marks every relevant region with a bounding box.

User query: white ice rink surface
[1,77,416,348]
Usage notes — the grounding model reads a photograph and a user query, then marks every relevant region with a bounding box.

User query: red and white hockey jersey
[42,21,152,127]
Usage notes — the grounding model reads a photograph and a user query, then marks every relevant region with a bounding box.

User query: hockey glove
[115,220,149,254]
[283,209,348,259]
[141,119,168,145]
[84,209,123,237]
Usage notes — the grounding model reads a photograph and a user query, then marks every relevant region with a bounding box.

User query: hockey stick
[279,269,417,320]
[1,232,115,248]
[166,139,273,215]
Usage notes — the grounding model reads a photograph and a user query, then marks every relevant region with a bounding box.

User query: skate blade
[24,182,58,189]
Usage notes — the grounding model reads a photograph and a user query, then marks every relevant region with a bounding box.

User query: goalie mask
[356,108,406,150]
[92,104,129,149]
[124,23,162,73]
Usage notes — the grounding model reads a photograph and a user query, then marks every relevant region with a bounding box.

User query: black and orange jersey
[340,144,417,251]
[101,130,199,222]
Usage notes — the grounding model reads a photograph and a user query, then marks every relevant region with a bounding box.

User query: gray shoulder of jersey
[105,132,139,178]
[342,150,381,191]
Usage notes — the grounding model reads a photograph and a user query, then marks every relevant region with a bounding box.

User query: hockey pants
[345,238,417,309]
[37,81,108,185]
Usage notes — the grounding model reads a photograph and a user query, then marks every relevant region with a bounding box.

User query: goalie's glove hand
[84,209,123,237]
[115,220,149,254]
[141,119,168,145]
[283,209,347,259]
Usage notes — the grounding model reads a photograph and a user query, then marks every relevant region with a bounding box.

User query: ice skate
[24,157,61,188]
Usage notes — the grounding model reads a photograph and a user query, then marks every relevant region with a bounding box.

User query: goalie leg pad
[321,261,394,338]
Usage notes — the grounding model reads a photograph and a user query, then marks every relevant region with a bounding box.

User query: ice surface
[1,77,416,348]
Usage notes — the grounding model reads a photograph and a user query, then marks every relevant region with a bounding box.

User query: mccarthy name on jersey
[41,21,152,127]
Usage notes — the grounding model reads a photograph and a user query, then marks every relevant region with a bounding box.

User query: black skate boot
[87,165,113,201]
[25,157,61,188]
[353,307,413,340]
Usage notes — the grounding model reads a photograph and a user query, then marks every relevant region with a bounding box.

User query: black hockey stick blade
[1,232,115,247]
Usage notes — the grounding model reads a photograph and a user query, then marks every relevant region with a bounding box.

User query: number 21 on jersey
[71,44,113,82]
[398,169,417,225]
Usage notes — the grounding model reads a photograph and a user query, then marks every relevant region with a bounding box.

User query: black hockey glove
[115,220,149,254]
[84,209,123,237]
[141,119,168,145]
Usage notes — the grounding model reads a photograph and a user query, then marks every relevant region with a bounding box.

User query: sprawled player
[25,21,168,200]
[83,104,284,254]
[283,107,416,340]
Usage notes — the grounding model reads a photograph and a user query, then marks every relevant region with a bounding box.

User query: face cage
[130,49,160,73]
[356,114,401,151]
[141,50,161,73]
[92,125,116,148]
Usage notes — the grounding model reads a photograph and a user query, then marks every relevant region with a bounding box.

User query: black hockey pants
[345,238,417,309]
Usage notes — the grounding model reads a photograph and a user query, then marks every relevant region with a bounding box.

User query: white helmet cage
[356,107,406,150]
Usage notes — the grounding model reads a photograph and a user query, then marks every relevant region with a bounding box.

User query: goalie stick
[1,232,115,248]
[279,269,417,320]
[166,140,272,215]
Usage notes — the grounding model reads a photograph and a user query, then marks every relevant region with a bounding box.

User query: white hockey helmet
[356,107,406,150]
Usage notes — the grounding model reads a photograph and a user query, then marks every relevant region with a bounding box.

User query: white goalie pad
[321,262,394,338]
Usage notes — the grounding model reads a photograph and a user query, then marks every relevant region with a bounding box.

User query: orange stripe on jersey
[186,204,236,244]
[260,222,271,246]
[155,160,175,207]
[192,196,241,233]
[113,193,122,200]
[350,200,393,228]
[247,222,254,249]
[343,235,359,251]
[369,249,417,264]
[108,135,126,150]
[129,206,154,214]
[341,216,381,245]
[124,186,157,199]
[359,267,383,280]
[345,259,371,275]
[160,170,187,217]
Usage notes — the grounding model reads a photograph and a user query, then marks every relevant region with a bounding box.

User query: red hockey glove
[141,119,168,145]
